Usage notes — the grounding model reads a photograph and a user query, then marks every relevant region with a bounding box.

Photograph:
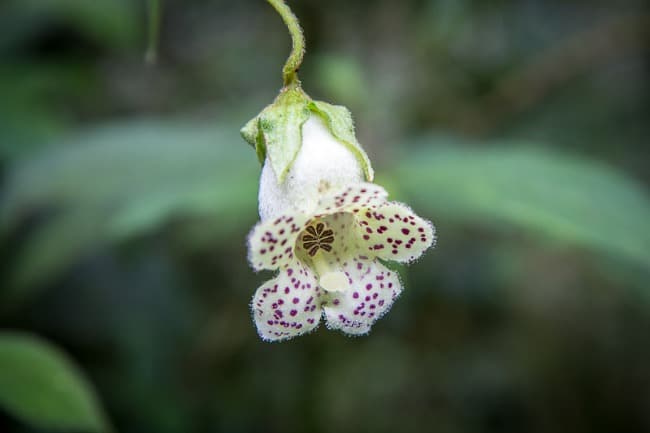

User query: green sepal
[240,88,375,183]
[308,100,374,181]
[240,116,260,152]
[240,88,311,182]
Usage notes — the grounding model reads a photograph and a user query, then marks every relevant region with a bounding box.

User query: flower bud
[241,88,374,220]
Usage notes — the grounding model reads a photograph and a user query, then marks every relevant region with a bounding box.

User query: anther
[301,222,334,256]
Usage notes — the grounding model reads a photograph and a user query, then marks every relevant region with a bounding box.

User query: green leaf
[309,100,374,181]
[0,332,110,432]
[396,139,650,268]
[1,118,258,300]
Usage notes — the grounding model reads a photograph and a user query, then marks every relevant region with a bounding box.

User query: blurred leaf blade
[0,332,110,432]
[397,138,650,268]
[1,118,258,299]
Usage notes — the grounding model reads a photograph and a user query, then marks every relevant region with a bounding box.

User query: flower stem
[266,0,305,88]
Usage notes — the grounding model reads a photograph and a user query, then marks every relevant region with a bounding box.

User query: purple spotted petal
[315,183,387,216]
[248,213,310,271]
[322,257,402,335]
[357,202,435,263]
[251,261,322,341]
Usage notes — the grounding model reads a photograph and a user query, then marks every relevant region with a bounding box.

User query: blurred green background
[1,0,649,432]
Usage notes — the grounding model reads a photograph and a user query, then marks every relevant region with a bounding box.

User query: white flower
[248,120,435,341]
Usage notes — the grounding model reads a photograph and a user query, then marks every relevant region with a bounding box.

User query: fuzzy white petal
[251,262,322,341]
[322,258,402,335]
[357,202,436,263]
[247,213,310,271]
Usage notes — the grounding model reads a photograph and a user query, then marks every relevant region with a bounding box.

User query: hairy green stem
[266,0,305,88]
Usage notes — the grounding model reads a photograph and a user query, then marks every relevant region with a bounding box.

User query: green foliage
[1,119,258,301]
[2,0,138,50]
[0,1,649,432]
[397,139,650,268]
[0,0,139,159]
[310,55,368,111]
[0,63,96,158]
[0,332,109,432]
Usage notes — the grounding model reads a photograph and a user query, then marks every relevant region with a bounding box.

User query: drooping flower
[246,109,435,341]
[248,181,435,341]
[241,2,435,341]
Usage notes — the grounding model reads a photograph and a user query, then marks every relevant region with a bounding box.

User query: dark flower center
[301,222,334,256]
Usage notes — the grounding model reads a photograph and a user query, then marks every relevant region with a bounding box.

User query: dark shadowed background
[1,0,649,432]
